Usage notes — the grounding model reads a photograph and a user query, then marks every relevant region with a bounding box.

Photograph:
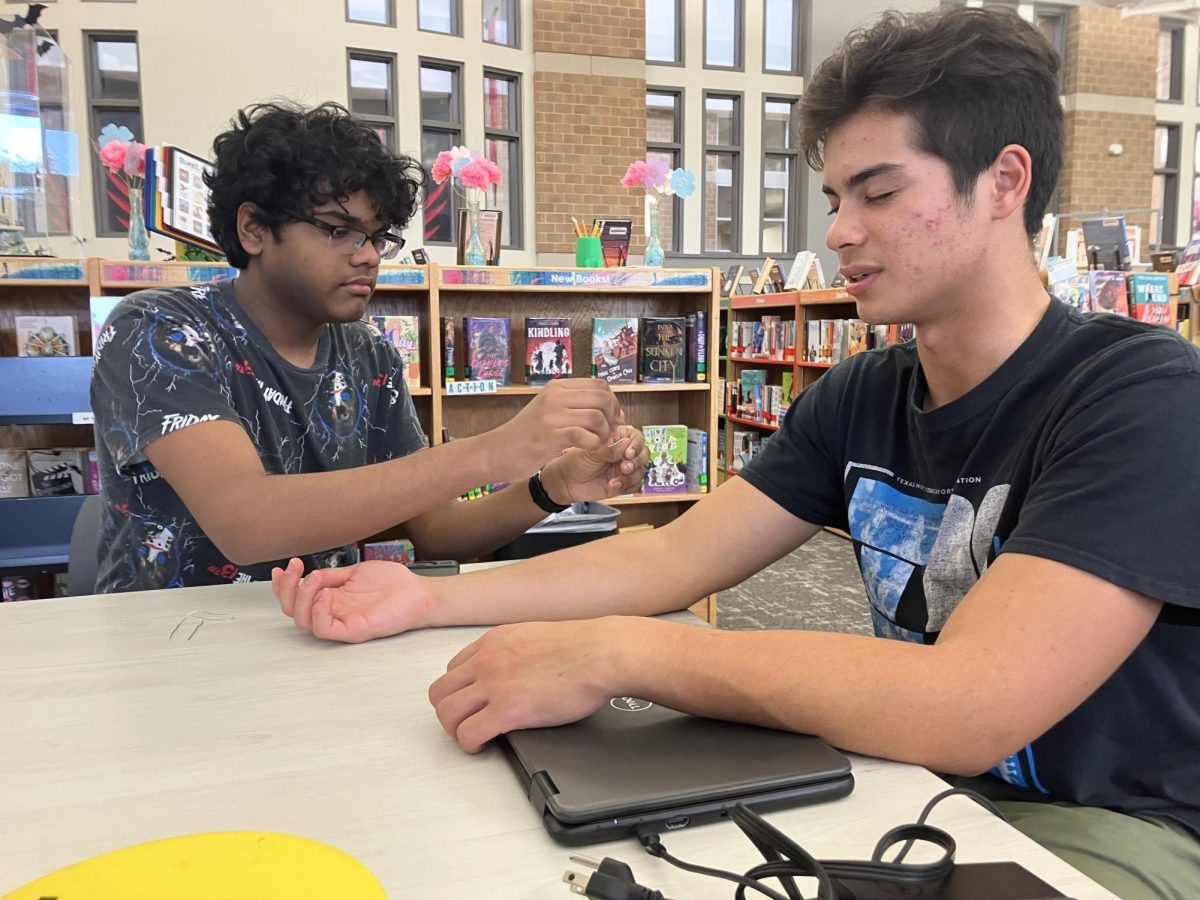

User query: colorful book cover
[1051,275,1091,313]
[464,316,511,384]
[596,218,633,267]
[525,316,572,384]
[639,316,686,383]
[370,315,421,389]
[15,315,77,357]
[642,424,688,494]
[441,316,456,383]
[363,539,415,563]
[27,448,87,497]
[685,311,707,382]
[1177,237,1200,287]
[739,369,768,421]
[1088,271,1129,316]
[0,449,29,499]
[591,317,638,384]
[847,320,869,357]
[1128,273,1172,326]
[686,428,708,493]
[1081,216,1131,271]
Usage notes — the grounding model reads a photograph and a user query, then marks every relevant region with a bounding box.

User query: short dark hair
[800,7,1063,238]
[205,102,426,268]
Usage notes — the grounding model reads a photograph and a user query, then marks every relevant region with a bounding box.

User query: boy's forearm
[212,434,500,563]
[400,481,558,562]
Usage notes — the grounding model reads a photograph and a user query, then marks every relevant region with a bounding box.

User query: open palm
[272,559,437,643]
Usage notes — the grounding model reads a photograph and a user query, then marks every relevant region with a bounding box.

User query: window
[1034,7,1066,93]
[646,90,682,252]
[37,31,72,235]
[1190,127,1200,243]
[1158,20,1184,103]
[763,0,799,74]
[483,70,522,249]
[347,0,392,26]
[762,99,799,254]
[348,52,397,150]
[1152,124,1179,248]
[420,61,462,244]
[483,0,517,47]
[419,0,459,35]
[704,0,742,69]
[704,93,741,253]
[646,0,681,64]
[85,32,143,236]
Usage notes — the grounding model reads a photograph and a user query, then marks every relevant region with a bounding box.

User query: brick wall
[1058,7,1157,257]
[532,1,646,256]
[533,0,645,58]
[533,72,644,254]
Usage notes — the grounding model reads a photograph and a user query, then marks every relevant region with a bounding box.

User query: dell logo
[610,697,653,712]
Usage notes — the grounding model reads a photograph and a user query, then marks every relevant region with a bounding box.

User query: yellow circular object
[3,831,386,900]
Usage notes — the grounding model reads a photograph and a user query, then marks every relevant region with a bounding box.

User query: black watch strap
[528,470,570,514]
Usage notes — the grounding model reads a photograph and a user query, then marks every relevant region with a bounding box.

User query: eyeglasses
[288,212,406,260]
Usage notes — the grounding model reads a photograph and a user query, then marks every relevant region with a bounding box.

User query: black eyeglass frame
[287,212,406,259]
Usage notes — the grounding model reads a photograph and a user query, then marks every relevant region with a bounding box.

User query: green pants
[946,777,1200,899]
[997,801,1200,900]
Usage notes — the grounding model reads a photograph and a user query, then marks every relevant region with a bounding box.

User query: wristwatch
[528,470,570,514]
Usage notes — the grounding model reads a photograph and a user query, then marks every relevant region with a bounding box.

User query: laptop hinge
[528,769,558,816]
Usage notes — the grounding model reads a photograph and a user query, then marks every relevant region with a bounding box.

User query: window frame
[1033,6,1067,94]
[417,0,461,37]
[1158,18,1185,104]
[419,57,464,247]
[702,90,743,254]
[482,67,523,250]
[646,87,684,253]
[84,30,143,238]
[760,95,801,256]
[762,0,801,75]
[345,0,394,27]
[1154,122,1179,249]
[703,0,744,72]
[482,0,520,48]
[347,49,399,151]
[646,0,684,67]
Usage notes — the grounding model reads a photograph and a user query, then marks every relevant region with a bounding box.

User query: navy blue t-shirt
[741,299,1200,836]
[90,279,427,593]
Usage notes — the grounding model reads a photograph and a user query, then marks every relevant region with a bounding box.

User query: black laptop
[499,697,854,846]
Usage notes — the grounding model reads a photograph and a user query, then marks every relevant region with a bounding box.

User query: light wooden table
[0,581,1115,898]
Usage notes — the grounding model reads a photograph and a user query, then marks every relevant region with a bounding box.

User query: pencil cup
[575,236,603,268]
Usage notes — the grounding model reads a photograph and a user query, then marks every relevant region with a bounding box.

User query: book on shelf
[729,430,762,475]
[639,316,686,383]
[1088,271,1129,316]
[750,259,775,294]
[768,263,787,293]
[781,371,794,406]
[0,449,29,499]
[1081,216,1132,271]
[27,448,88,497]
[642,425,688,494]
[1177,237,1200,287]
[595,218,633,267]
[686,428,708,494]
[685,311,707,382]
[591,316,638,384]
[463,316,512,384]
[441,317,456,383]
[525,316,572,384]
[363,540,415,563]
[1150,250,1176,272]
[1050,274,1091,313]
[785,251,813,290]
[370,315,421,389]
[412,248,430,265]
[721,265,743,298]
[1032,213,1058,269]
[1128,273,1172,325]
[15,315,77,357]
[738,369,768,421]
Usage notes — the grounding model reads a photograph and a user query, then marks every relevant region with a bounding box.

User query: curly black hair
[205,101,426,268]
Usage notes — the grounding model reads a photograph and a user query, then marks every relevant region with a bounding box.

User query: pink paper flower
[431,150,454,184]
[621,160,650,189]
[644,157,670,190]
[459,159,497,190]
[98,140,128,172]
[123,141,146,178]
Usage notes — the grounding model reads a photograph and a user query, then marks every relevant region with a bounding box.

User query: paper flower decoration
[94,124,146,188]
[431,146,503,193]
[621,159,696,199]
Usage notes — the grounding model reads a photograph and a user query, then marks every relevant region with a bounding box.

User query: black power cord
[561,788,1007,900]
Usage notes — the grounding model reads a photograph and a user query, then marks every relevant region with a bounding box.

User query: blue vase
[644,194,664,267]
[127,186,150,261]
[464,193,486,266]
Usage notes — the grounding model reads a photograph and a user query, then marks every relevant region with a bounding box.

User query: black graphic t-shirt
[91,279,427,593]
[741,299,1200,836]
